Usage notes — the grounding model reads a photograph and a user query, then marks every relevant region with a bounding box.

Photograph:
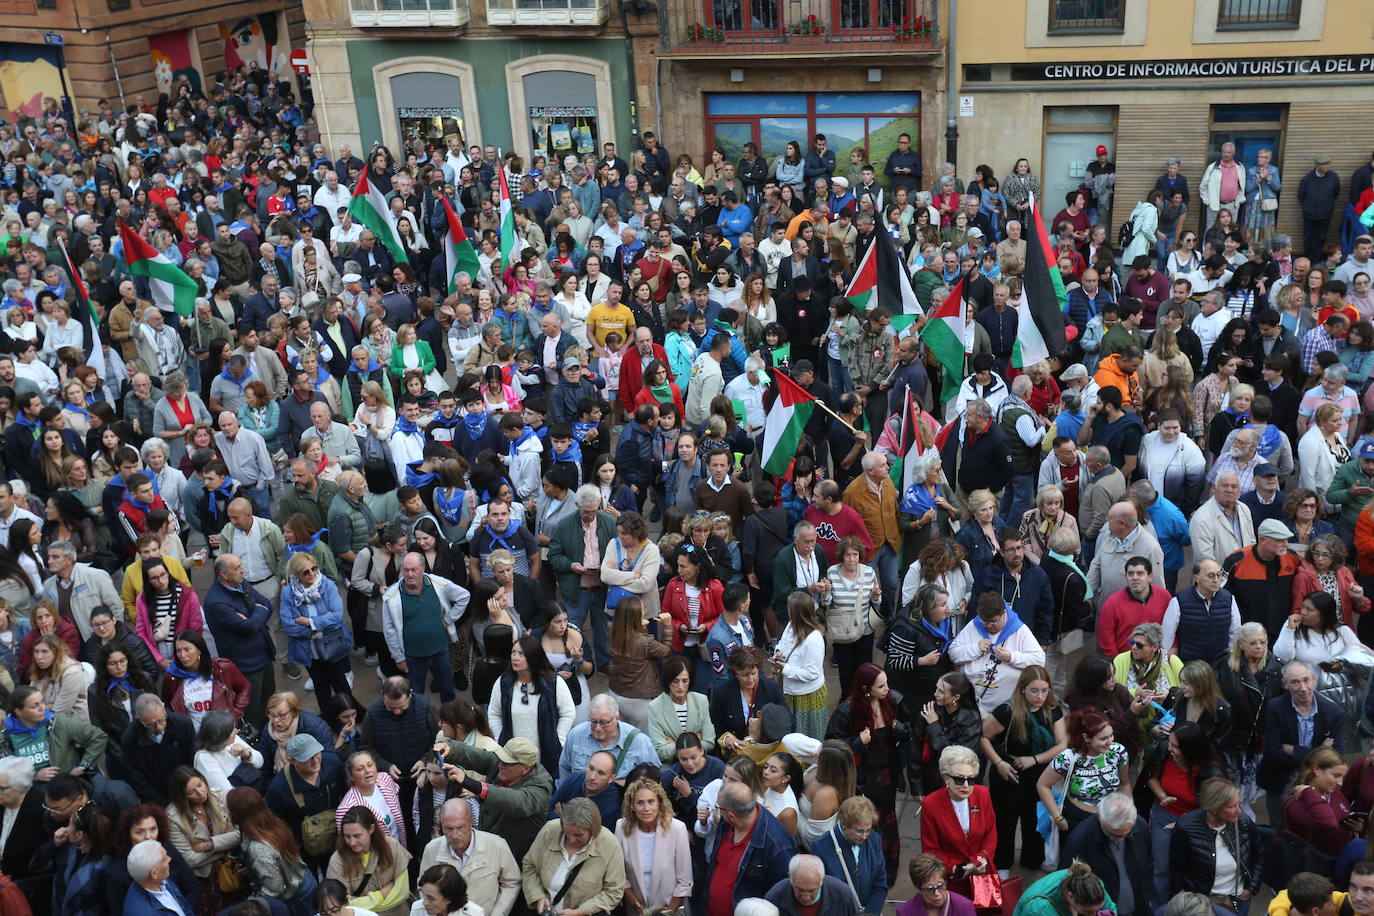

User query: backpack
[1117,217,1135,249]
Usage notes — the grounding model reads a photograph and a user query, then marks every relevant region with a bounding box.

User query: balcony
[349,0,470,28]
[1048,0,1124,33]
[1216,0,1300,29]
[661,0,940,57]
[486,0,609,27]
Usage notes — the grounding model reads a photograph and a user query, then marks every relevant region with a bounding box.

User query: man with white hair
[765,853,856,916]
[1189,471,1255,563]
[557,694,659,780]
[214,412,274,516]
[725,355,768,436]
[704,781,797,916]
[1260,660,1344,824]
[301,400,362,472]
[313,170,351,219]
[419,798,521,916]
[844,450,900,621]
[124,838,193,916]
[1063,792,1151,916]
[998,373,1048,524]
[135,305,186,377]
[546,484,617,662]
[0,755,43,882]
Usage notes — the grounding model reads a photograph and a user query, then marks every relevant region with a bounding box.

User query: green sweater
[1013,870,1117,916]
[1325,457,1374,529]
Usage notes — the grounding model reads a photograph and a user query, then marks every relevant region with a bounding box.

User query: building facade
[0,0,304,120]
[955,0,1374,242]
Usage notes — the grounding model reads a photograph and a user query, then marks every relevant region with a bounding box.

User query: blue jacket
[812,826,887,914]
[717,203,754,247]
[1144,494,1191,573]
[203,580,275,674]
[615,420,658,490]
[124,880,195,916]
[548,771,623,826]
[978,557,1055,645]
[663,456,705,510]
[705,614,755,687]
[702,804,797,911]
[279,579,351,667]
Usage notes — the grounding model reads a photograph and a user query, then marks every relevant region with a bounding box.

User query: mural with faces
[219,13,298,96]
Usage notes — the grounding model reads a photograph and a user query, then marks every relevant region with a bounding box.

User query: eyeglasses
[301,566,318,574]
[920,882,948,894]
[1311,551,1332,558]
[1129,640,1148,649]
[588,718,614,727]
[945,774,976,785]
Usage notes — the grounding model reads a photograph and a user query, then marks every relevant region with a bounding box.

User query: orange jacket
[1093,352,1140,405]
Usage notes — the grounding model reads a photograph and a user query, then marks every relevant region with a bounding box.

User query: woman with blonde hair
[774,591,828,739]
[353,379,395,442]
[619,778,692,913]
[1140,325,1193,401]
[31,632,87,722]
[1019,484,1079,566]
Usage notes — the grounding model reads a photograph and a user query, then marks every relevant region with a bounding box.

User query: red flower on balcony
[687,20,725,41]
[788,13,826,35]
[891,13,934,39]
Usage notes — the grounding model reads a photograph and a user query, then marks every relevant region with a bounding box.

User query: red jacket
[919,785,998,889]
[660,576,724,652]
[1292,561,1370,626]
[618,343,674,414]
[164,656,251,722]
[117,493,168,557]
[18,617,82,676]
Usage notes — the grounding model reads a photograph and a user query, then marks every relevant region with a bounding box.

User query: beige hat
[831,176,850,190]
[494,737,539,767]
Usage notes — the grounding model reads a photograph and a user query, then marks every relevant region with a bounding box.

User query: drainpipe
[944,0,958,168]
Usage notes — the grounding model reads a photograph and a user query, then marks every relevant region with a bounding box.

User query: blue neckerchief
[105,675,137,696]
[13,414,37,431]
[1222,407,1249,425]
[405,461,436,488]
[462,411,490,440]
[900,481,939,516]
[435,487,465,525]
[395,414,421,435]
[63,401,89,417]
[972,605,1025,647]
[126,494,153,513]
[552,440,582,465]
[573,421,598,442]
[311,364,330,389]
[1251,423,1282,459]
[4,710,52,737]
[348,357,382,373]
[219,364,253,391]
[484,518,522,551]
[166,662,202,680]
[428,412,461,432]
[534,425,548,441]
[508,425,536,460]
[919,616,952,646]
[286,529,327,554]
[207,476,236,516]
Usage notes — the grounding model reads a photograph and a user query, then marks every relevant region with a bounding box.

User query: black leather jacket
[1168,807,1264,897]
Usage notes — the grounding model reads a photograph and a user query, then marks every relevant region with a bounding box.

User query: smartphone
[433,751,445,766]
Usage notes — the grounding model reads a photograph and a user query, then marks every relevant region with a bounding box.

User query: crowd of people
[6,56,1374,916]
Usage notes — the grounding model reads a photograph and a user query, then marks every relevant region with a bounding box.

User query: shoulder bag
[286,766,339,858]
[606,540,644,611]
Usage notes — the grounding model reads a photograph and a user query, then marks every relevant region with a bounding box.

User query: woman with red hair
[226,786,318,916]
[825,662,907,882]
[1036,708,1129,833]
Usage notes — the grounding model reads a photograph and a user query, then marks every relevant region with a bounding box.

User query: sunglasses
[945,774,976,785]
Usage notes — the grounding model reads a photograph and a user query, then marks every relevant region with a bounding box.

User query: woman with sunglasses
[918,745,994,899]
[281,552,353,712]
[486,633,574,779]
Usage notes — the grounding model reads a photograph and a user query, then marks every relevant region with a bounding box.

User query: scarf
[63,401,88,417]
[126,494,154,513]
[507,425,536,461]
[267,714,300,774]
[552,440,583,466]
[106,675,137,696]
[395,414,421,435]
[405,461,436,488]
[311,364,330,389]
[286,528,327,555]
[435,487,466,525]
[4,710,52,737]
[207,477,236,516]
[919,615,952,647]
[290,574,324,607]
[973,605,1025,647]
[1251,423,1283,459]
[219,364,253,392]
[1048,549,1094,600]
[348,357,382,374]
[649,382,674,405]
[166,661,203,680]
[463,411,491,440]
[484,518,523,552]
[573,421,598,442]
[900,481,939,517]
[1222,406,1250,425]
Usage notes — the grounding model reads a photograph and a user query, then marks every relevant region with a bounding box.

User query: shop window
[1217,0,1300,29]
[1208,104,1286,171]
[1048,0,1124,33]
[390,72,466,152]
[523,71,601,165]
[704,92,918,174]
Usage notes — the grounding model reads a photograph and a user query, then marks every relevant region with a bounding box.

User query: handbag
[1260,196,1279,212]
[605,539,644,611]
[1262,802,1336,890]
[217,854,247,894]
[311,624,353,663]
[286,767,338,858]
[970,872,1004,910]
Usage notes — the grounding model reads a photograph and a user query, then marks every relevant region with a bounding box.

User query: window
[704,92,919,172]
[1048,0,1124,33]
[487,0,609,25]
[709,0,781,33]
[835,0,917,31]
[350,0,469,27]
[1217,0,1300,28]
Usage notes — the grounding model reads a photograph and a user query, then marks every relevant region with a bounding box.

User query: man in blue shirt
[558,694,659,780]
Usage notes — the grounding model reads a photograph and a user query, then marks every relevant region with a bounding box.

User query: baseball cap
[1096,145,1108,156]
[494,737,539,767]
[1253,462,1280,477]
[967,227,984,238]
[791,359,815,376]
[1315,155,1332,164]
[1360,441,1374,460]
[561,356,583,371]
[286,734,324,762]
[1257,519,1294,540]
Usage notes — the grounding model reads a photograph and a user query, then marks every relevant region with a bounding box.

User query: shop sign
[1005,53,1374,82]
[42,32,64,46]
[529,106,597,118]
[399,107,463,118]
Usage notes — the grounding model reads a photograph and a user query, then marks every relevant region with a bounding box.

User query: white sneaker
[346,672,354,687]
[304,678,314,691]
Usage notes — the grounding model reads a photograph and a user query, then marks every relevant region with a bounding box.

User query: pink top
[1220,162,1241,204]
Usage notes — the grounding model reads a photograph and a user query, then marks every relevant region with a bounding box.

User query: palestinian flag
[440,196,481,295]
[497,166,518,267]
[1023,193,1069,357]
[348,168,409,266]
[919,275,966,406]
[1011,290,1050,369]
[57,237,98,349]
[845,232,922,334]
[888,388,924,494]
[761,369,817,477]
[116,220,197,317]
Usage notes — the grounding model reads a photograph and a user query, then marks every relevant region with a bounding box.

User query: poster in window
[530,105,598,162]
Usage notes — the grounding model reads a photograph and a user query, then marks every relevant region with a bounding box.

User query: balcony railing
[661,0,940,56]
[349,0,470,27]
[1216,0,1300,28]
[1048,0,1124,33]
[486,0,609,27]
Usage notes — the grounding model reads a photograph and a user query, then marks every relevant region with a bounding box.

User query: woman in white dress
[797,740,856,850]
[761,751,802,836]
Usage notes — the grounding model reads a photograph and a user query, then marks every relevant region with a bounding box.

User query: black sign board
[998,53,1374,82]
